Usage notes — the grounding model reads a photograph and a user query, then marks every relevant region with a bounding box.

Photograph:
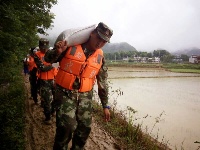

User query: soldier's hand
[103,108,110,122]
[55,40,67,54]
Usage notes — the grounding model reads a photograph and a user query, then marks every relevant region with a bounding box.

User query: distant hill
[102,42,137,53]
[173,47,200,56]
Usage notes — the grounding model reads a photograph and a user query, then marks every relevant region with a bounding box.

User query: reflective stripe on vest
[55,45,103,92]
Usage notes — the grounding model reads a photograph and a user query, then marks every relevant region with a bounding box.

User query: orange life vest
[53,67,58,77]
[35,51,55,80]
[27,55,37,71]
[56,45,103,92]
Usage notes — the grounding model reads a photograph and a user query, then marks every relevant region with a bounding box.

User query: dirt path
[24,77,121,150]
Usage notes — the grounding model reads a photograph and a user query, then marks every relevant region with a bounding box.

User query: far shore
[107,62,200,73]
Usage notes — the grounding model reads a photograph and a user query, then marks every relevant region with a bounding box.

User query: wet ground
[24,76,121,150]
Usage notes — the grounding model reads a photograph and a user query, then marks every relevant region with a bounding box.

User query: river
[106,67,200,150]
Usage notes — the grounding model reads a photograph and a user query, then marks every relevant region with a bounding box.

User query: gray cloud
[47,0,200,52]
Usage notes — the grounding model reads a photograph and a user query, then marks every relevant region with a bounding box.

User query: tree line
[104,49,189,63]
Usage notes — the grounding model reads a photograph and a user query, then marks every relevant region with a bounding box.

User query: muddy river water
[106,67,200,150]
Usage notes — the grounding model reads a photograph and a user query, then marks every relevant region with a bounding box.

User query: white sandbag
[52,62,59,68]
[54,24,96,46]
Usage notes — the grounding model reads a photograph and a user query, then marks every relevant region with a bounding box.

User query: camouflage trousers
[53,85,93,150]
[39,79,54,119]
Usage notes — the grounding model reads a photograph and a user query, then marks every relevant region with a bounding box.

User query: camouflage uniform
[39,79,54,115]
[45,49,109,150]
[34,38,55,122]
[45,22,112,150]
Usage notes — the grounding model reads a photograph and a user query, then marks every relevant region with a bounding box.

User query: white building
[189,55,198,63]
[153,57,160,63]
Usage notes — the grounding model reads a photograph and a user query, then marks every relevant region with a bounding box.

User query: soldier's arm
[44,40,68,63]
[96,57,109,108]
[34,54,44,69]
[34,54,53,72]
[44,49,60,64]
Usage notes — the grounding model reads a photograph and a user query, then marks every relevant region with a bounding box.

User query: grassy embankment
[106,61,200,73]
[162,63,200,73]
[0,63,26,150]
[92,91,170,150]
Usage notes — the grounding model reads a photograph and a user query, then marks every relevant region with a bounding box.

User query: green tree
[0,0,57,63]
[147,52,152,58]
[153,49,170,58]
[181,54,189,62]
[162,54,174,63]
[127,51,136,58]
[119,51,126,59]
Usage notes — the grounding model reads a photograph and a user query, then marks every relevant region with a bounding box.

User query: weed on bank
[0,63,26,150]
[92,89,171,150]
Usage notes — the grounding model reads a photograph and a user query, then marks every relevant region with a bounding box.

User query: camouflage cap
[39,38,49,49]
[96,22,113,43]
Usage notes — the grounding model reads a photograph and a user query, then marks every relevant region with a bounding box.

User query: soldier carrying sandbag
[44,22,113,150]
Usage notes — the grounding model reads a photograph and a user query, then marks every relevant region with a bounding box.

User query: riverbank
[92,95,171,150]
[104,66,200,149]
[107,62,200,73]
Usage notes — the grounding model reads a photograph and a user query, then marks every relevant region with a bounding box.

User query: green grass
[162,63,200,70]
[107,61,163,68]
[168,68,200,73]
[162,63,200,73]
[107,62,200,73]
[0,63,26,150]
[92,91,170,150]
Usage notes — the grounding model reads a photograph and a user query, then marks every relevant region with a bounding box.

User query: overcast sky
[47,0,200,52]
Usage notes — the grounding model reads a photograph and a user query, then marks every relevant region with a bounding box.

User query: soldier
[34,38,57,124]
[27,47,38,104]
[44,22,113,150]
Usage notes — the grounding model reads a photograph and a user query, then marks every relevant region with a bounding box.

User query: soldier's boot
[44,113,51,125]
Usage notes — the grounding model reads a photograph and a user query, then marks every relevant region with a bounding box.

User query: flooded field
[107,67,200,150]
